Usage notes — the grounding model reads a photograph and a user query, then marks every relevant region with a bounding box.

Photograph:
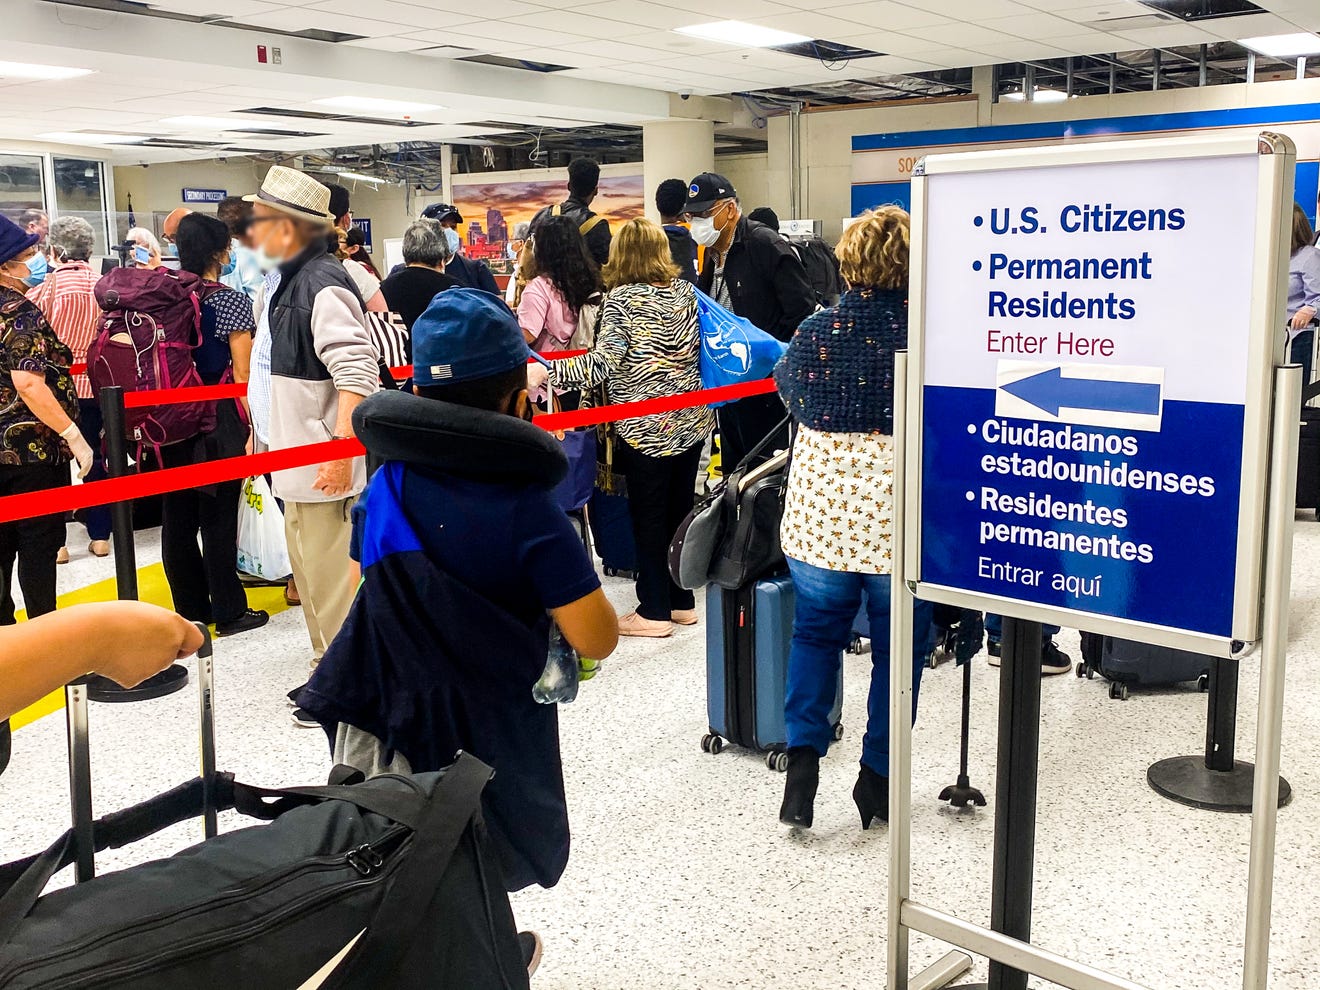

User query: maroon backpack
[88,267,217,459]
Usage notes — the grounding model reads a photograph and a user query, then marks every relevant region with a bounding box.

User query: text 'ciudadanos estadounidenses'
[984,202,1185,321]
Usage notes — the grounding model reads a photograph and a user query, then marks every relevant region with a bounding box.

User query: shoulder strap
[580,215,606,237]
[320,753,496,986]
[551,204,562,218]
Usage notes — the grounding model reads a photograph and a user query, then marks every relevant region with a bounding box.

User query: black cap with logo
[421,203,462,224]
[685,172,737,214]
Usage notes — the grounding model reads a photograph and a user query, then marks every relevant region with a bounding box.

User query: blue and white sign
[182,188,227,204]
[913,141,1283,642]
[354,218,372,249]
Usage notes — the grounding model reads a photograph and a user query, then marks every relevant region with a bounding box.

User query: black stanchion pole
[1147,655,1291,812]
[85,386,189,703]
[951,616,1042,990]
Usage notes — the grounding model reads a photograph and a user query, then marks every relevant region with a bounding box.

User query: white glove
[60,423,94,480]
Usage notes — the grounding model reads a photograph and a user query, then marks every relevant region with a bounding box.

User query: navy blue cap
[412,288,546,387]
[685,172,736,214]
[0,215,39,266]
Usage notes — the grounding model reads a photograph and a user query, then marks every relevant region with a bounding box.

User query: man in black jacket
[656,178,698,283]
[412,203,500,296]
[687,172,816,466]
[531,158,612,267]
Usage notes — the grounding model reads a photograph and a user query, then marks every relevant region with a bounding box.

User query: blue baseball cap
[412,287,547,387]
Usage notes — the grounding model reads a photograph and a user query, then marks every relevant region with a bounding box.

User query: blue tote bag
[694,289,787,406]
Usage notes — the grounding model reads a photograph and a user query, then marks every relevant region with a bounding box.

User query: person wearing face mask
[25,216,109,564]
[686,172,816,467]
[0,214,91,627]
[410,204,501,297]
[162,213,268,638]
[242,167,378,726]
[125,227,163,269]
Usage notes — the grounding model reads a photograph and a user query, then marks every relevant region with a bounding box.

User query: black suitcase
[0,632,527,990]
[1298,376,1320,515]
[1078,632,1211,701]
[587,488,637,578]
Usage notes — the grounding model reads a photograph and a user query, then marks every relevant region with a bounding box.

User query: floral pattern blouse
[780,425,896,574]
[0,286,77,467]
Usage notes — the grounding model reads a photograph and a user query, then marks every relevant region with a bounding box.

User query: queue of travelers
[0,156,956,977]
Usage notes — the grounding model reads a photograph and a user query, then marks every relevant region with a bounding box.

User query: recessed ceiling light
[312,96,442,114]
[1240,32,1320,58]
[674,21,811,48]
[0,61,94,81]
[1003,89,1070,103]
[160,115,278,131]
[38,132,145,145]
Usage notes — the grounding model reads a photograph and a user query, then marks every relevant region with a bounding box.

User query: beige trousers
[284,497,358,662]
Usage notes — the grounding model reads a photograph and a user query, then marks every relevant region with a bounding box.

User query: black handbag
[0,753,528,990]
[669,418,792,591]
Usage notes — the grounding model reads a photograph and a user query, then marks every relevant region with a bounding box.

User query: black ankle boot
[852,763,889,830]
[778,747,820,828]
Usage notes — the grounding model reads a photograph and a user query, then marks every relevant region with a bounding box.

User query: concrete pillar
[642,118,715,222]
[973,65,995,126]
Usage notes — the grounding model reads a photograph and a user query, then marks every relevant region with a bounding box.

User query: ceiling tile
[1195,12,1302,40]
[1114,23,1223,47]
[148,0,284,16]
[820,1,951,30]
[568,0,695,30]
[304,0,480,30]
[341,36,436,52]
[900,47,998,68]
[899,22,1028,47]
[974,40,1074,60]
[897,0,1039,17]
[981,11,1096,39]
[509,8,655,37]
[227,8,405,36]
[843,30,956,55]
[1043,30,1132,55]
[555,39,677,63]
[649,0,795,21]
[744,11,884,37]
[619,30,744,55]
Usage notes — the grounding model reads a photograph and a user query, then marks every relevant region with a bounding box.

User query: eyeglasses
[685,201,730,220]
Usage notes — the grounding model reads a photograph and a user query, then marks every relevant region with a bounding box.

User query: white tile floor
[3,520,1320,988]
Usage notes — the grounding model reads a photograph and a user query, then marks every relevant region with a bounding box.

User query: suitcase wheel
[766,750,789,772]
[1109,682,1129,701]
[1078,662,1097,680]
[701,733,724,755]
[833,722,845,742]
[847,635,867,655]
[1198,673,1210,693]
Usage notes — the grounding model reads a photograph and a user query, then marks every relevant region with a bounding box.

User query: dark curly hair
[532,215,602,312]
[175,213,231,279]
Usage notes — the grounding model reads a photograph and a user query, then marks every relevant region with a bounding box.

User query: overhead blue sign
[182,188,226,204]
[354,218,372,249]
[914,148,1272,640]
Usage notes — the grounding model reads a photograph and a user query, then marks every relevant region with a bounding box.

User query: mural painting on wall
[451,174,645,275]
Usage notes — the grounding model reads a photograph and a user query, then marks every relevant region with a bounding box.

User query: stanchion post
[64,680,94,882]
[99,386,137,601]
[1243,363,1301,989]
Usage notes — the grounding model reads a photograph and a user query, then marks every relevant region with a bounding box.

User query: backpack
[87,266,216,457]
[792,237,846,307]
[551,202,607,239]
[571,291,604,351]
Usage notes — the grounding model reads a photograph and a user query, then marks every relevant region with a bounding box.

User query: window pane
[0,154,46,231]
[53,158,108,255]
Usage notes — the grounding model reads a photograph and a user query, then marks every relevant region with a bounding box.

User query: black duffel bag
[669,419,792,591]
[0,753,528,990]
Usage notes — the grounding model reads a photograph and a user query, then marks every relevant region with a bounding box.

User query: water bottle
[533,622,580,705]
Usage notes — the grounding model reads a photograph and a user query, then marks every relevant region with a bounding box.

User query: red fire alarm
[257,45,268,64]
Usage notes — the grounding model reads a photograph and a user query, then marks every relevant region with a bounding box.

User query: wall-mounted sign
[182,188,227,205]
[354,218,372,249]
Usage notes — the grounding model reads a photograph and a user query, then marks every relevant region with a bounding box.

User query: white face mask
[690,216,721,247]
[251,246,284,272]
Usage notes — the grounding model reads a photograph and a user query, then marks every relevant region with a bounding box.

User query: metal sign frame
[903,132,1293,657]
[888,131,1299,990]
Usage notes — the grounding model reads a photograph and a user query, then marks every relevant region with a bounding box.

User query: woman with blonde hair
[528,218,714,638]
[773,205,934,831]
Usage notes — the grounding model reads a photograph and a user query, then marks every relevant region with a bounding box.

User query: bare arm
[228,330,253,416]
[0,603,203,721]
[550,588,619,661]
[11,370,75,434]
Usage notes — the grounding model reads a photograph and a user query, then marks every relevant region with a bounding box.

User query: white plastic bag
[236,475,292,581]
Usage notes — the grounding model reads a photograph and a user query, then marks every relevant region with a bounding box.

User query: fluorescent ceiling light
[674,20,811,48]
[312,96,442,114]
[337,171,388,185]
[160,115,277,131]
[38,132,145,145]
[0,61,93,81]
[1002,89,1070,103]
[1240,32,1320,58]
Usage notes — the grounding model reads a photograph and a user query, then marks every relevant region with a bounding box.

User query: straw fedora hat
[244,166,335,225]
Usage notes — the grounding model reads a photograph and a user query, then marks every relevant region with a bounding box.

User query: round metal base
[86,664,189,703]
[1148,755,1291,813]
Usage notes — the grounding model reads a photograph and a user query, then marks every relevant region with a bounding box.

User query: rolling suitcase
[702,574,842,771]
[586,489,637,578]
[0,632,527,990]
[1077,632,1212,701]
[1297,376,1320,515]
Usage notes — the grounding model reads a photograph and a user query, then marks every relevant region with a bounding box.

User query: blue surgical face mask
[165,242,179,259]
[219,251,236,277]
[444,228,461,256]
[22,252,47,287]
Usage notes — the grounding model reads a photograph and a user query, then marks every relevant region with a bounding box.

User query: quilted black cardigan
[773,287,908,435]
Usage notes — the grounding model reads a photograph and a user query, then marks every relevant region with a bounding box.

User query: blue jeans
[985,614,1059,642]
[1291,328,1314,390]
[785,558,934,775]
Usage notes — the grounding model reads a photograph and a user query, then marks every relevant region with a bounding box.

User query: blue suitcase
[703,574,843,771]
[1078,633,1212,700]
[587,489,638,578]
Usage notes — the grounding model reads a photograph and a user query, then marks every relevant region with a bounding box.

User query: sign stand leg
[1147,656,1290,812]
[85,386,189,704]
[951,617,1042,990]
